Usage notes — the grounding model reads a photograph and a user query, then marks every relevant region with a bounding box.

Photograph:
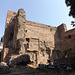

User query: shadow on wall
[1,17,23,64]
[1,17,15,63]
[51,28,62,63]
[46,47,51,59]
[3,17,15,49]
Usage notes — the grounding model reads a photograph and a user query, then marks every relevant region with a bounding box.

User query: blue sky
[0,0,75,39]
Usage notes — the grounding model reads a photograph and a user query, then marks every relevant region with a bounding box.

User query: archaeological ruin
[1,9,75,66]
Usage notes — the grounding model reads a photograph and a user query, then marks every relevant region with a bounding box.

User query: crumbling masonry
[1,9,75,66]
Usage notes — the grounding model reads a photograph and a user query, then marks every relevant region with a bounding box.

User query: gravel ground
[0,66,75,75]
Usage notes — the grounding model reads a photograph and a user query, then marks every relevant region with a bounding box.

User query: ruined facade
[1,9,75,66]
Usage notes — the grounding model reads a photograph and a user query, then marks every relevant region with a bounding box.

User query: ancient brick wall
[13,9,26,54]
[62,28,75,50]
[3,10,16,49]
[25,20,61,50]
[61,28,75,57]
[58,24,75,57]
[2,9,70,66]
[57,24,67,52]
[1,11,17,62]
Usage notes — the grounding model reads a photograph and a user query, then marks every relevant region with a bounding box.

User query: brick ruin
[1,9,75,66]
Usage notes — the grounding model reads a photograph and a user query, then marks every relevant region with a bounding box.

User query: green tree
[65,0,75,26]
[65,0,75,17]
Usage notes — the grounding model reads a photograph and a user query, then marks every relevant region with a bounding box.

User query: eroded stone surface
[2,9,75,66]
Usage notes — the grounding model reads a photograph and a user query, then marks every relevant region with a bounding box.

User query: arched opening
[68,35,71,39]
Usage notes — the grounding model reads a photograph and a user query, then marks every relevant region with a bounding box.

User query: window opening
[68,35,71,39]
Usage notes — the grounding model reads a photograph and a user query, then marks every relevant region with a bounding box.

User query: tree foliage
[65,0,75,18]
